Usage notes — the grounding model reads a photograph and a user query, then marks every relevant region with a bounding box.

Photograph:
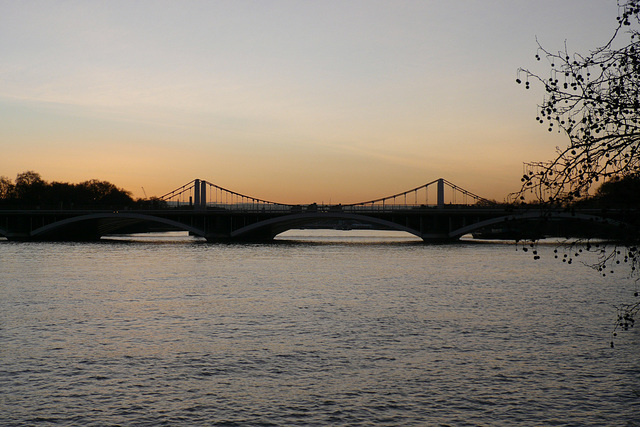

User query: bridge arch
[448,211,624,240]
[229,212,423,241]
[30,213,206,240]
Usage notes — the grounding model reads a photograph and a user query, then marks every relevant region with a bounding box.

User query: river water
[1,230,639,426]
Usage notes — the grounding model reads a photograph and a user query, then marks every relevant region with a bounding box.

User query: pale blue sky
[0,0,621,202]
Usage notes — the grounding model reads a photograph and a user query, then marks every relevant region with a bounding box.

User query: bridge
[0,178,630,242]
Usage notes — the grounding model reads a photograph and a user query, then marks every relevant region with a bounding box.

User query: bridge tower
[193,179,206,209]
[437,178,444,209]
[194,179,200,206]
[200,180,206,208]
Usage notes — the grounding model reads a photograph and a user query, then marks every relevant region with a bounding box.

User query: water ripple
[1,237,639,425]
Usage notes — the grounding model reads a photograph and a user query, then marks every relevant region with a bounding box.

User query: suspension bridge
[158,178,488,211]
[0,178,627,242]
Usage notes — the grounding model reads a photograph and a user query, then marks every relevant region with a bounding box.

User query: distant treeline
[0,171,164,209]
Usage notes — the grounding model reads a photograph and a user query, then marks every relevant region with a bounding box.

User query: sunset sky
[0,0,620,203]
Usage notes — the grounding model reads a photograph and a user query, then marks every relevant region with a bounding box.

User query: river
[1,230,638,426]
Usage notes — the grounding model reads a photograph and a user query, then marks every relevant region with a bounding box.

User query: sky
[0,0,623,203]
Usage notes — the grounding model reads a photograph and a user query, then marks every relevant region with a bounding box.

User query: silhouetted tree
[14,171,46,205]
[517,0,640,342]
[45,181,82,208]
[15,171,44,187]
[0,176,14,200]
[593,173,640,208]
[517,0,640,203]
[78,179,134,206]
[135,196,168,209]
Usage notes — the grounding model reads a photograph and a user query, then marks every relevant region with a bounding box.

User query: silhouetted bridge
[0,178,632,242]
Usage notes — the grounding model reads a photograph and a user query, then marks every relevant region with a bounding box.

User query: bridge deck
[0,206,632,242]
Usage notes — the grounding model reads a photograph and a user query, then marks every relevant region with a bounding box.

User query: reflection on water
[276,229,423,243]
[102,230,206,243]
[1,231,638,426]
[101,229,425,244]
